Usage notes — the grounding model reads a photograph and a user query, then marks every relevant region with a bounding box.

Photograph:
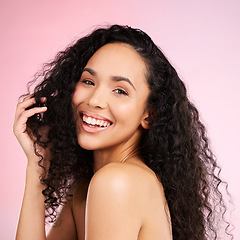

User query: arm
[17,169,78,240]
[14,96,80,240]
[16,166,46,240]
[84,163,144,240]
[14,96,48,240]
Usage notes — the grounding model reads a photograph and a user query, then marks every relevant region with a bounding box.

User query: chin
[77,138,101,151]
[78,141,94,150]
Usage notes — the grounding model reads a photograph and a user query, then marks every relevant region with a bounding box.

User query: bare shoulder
[88,161,166,205]
[85,162,172,239]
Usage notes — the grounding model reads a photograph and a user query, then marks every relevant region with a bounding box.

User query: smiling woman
[13,25,232,240]
[72,43,150,153]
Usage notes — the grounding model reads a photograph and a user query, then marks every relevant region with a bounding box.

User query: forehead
[85,43,147,82]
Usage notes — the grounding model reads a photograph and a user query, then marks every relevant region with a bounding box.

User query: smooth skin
[14,43,172,240]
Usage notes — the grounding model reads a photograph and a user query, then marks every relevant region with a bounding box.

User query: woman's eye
[114,88,128,96]
[81,79,94,85]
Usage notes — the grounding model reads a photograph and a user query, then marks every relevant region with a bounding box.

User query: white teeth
[92,118,96,125]
[83,115,87,122]
[82,114,111,127]
[87,116,91,123]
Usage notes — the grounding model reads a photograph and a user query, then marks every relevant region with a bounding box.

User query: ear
[140,111,151,129]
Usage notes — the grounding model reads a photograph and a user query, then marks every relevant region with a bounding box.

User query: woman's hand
[14,96,49,240]
[13,95,47,167]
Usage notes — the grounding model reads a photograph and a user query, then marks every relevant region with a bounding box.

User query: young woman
[14,25,231,240]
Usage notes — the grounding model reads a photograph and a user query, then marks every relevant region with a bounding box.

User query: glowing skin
[14,42,172,240]
[72,43,150,171]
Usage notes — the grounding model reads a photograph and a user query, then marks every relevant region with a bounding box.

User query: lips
[79,111,112,133]
[82,114,111,127]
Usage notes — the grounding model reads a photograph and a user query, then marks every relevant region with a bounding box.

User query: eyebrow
[83,67,96,76]
[82,67,136,91]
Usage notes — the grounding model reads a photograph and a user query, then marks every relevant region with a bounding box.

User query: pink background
[1,0,239,239]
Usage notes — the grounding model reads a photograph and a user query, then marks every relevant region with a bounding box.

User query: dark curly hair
[24,24,232,239]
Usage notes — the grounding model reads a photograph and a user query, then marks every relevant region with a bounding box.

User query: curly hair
[24,24,232,239]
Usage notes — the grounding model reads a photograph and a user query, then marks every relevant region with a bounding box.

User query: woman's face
[72,43,150,151]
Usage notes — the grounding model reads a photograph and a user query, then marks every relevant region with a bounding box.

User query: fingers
[17,97,36,111]
[13,95,49,163]
[20,95,47,108]
[13,106,47,133]
[15,96,47,121]
[22,94,34,101]
[21,106,47,123]
[13,96,47,137]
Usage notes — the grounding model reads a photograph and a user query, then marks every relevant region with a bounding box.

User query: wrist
[26,160,45,174]
[25,165,45,191]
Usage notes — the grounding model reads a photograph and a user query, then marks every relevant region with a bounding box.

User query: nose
[87,87,107,109]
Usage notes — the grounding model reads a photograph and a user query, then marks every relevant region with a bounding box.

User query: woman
[14,25,231,240]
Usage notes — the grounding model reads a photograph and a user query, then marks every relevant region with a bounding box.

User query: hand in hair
[13,95,48,171]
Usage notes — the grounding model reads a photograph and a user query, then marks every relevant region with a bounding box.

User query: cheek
[71,86,79,105]
[115,101,133,114]
[112,100,142,123]
[72,85,86,105]
[71,87,84,117]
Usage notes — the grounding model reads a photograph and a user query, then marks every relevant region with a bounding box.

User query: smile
[83,114,111,127]
[80,112,113,131]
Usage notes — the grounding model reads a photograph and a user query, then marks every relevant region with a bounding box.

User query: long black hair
[25,24,232,239]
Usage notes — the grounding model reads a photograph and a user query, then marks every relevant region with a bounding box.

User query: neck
[92,142,140,173]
